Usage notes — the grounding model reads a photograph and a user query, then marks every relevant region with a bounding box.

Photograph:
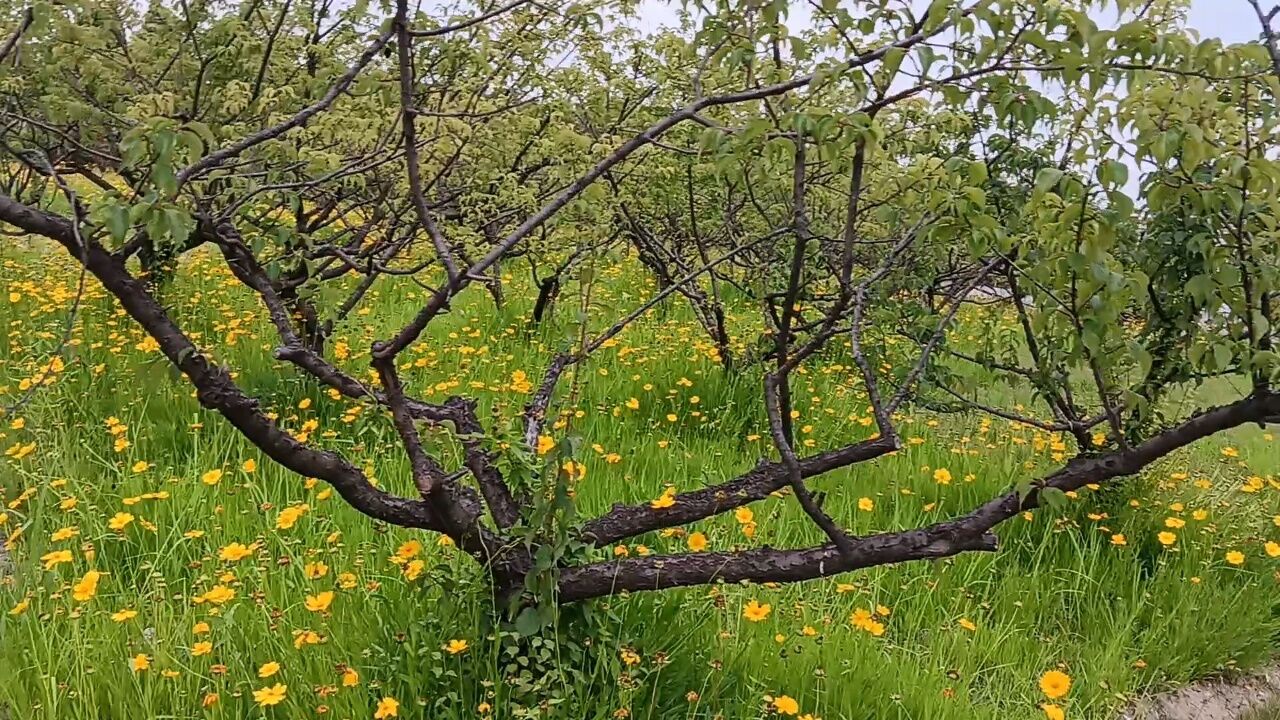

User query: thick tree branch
[561,390,1280,600]
[579,436,898,547]
[0,193,441,531]
[0,7,34,65]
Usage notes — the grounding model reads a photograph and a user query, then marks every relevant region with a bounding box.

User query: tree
[1,0,1278,618]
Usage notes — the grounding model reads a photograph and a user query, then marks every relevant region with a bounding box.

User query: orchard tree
[1,0,1279,623]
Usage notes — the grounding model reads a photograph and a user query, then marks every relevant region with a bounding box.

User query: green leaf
[1034,167,1064,196]
[105,204,130,243]
[1015,480,1034,506]
[1212,343,1233,371]
[1128,341,1153,378]
[1097,159,1128,188]
[697,127,722,153]
[968,161,989,185]
[880,47,906,80]
[923,0,950,31]
[513,606,544,637]
[1039,486,1068,511]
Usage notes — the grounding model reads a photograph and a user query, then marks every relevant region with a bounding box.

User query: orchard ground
[1,240,1278,720]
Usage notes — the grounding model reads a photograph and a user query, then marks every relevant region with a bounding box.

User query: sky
[1187,0,1260,42]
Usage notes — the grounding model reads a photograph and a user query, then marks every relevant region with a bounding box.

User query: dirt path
[1120,667,1280,720]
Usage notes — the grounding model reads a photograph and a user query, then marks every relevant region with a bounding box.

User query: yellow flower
[561,460,586,480]
[1225,550,1245,566]
[1041,704,1065,720]
[444,639,469,655]
[129,654,150,672]
[687,532,707,552]
[933,468,952,484]
[625,397,640,410]
[743,600,771,622]
[293,628,323,649]
[1157,531,1176,547]
[275,503,308,530]
[252,683,287,707]
[242,459,257,473]
[111,609,138,622]
[374,697,399,719]
[201,469,223,485]
[218,542,254,562]
[735,507,754,524]
[857,497,874,512]
[50,526,78,542]
[305,591,334,613]
[72,570,102,602]
[403,559,425,581]
[131,460,149,473]
[958,618,976,632]
[192,641,213,657]
[1039,670,1071,699]
[396,540,422,560]
[341,667,359,687]
[193,621,211,634]
[773,695,800,715]
[107,512,134,530]
[536,435,555,455]
[298,398,312,410]
[258,661,281,678]
[9,598,30,615]
[650,487,676,509]
[304,561,329,579]
[1110,534,1126,546]
[202,693,219,708]
[40,549,73,569]
[198,585,236,605]
[1266,542,1280,558]
[850,608,886,636]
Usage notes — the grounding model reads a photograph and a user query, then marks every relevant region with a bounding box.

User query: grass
[1245,701,1280,720]
[0,242,1278,720]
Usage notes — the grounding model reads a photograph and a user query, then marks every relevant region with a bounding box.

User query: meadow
[1,242,1278,720]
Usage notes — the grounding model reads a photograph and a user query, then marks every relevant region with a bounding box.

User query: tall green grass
[0,246,1277,719]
